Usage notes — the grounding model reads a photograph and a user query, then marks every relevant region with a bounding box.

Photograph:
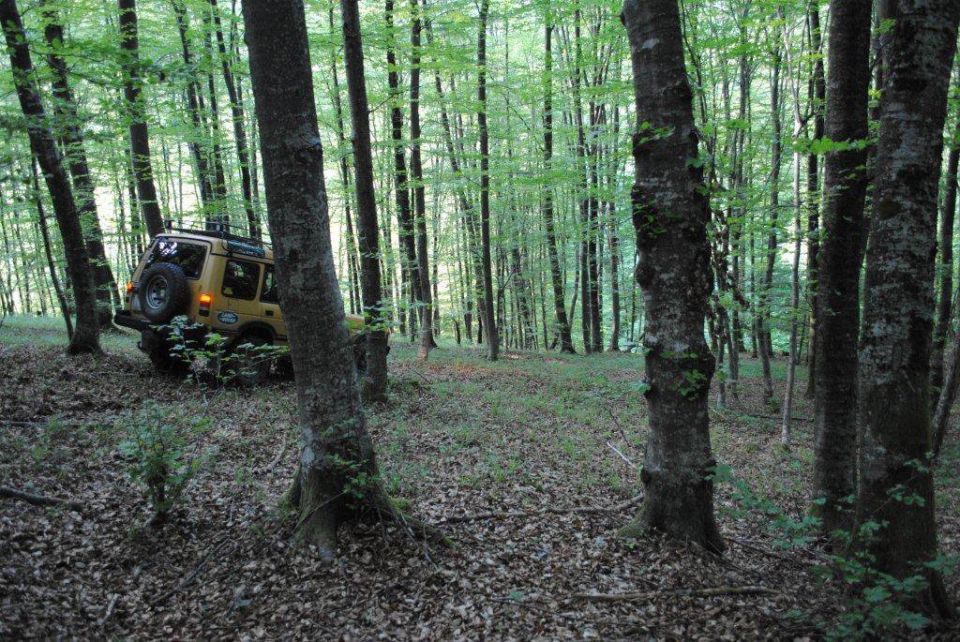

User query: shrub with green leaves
[118,402,212,525]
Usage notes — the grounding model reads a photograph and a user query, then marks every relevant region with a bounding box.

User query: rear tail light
[199,293,213,316]
[126,281,134,294]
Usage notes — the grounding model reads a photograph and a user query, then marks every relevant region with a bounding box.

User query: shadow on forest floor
[1,316,958,639]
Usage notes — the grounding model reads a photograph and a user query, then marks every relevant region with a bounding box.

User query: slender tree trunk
[409,0,434,360]
[542,22,575,354]
[242,0,417,555]
[811,0,872,534]
[340,0,389,401]
[477,0,498,360]
[805,1,825,399]
[621,0,723,553]
[931,73,960,396]
[31,160,72,337]
[118,0,163,237]
[857,0,959,618]
[0,0,99,354]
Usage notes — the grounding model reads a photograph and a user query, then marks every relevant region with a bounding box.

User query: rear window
[143,238,207,279]
[261,265,279,304]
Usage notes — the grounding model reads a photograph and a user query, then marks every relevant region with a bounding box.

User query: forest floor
[1,315,959,640]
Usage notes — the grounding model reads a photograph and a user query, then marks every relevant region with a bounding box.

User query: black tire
[228,335,272,387]
[138,262,191,324]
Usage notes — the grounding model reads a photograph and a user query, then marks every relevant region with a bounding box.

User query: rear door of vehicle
[217,257,262,335]
[259,265,287,342]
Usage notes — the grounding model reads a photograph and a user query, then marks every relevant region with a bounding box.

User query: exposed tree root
[0,485,83,511]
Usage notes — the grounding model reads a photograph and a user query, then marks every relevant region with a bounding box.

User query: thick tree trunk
[42,1,118,328]
[340,0,389,402]
[242,0,409,554]
[1,0,100,354]
[811,0,872,534]
[118,0,163,237]
[621,0,723,553]
[477,0,498,361]
[857,0,959,618]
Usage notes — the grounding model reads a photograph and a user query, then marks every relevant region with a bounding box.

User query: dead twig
[606,441,638,469]
[0,485,84,511]
[571,585,779,603]
[438,493,643,524]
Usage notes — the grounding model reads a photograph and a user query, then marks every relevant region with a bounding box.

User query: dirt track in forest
[1,318,958,640]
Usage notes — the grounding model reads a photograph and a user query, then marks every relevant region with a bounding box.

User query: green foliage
[710,463,956,639]
[118,401,212,524]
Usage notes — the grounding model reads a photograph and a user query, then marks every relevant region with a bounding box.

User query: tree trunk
[477,0,498,361]
[242,0,412,555]
[409,0,434,361]
[42,1,118,328]
[339,0,390,402]
[621,0,723,554]
[811,0,872,534]
[118,0,164,237]
[542,22,575,354]
[805,2,825,399]
[0,0,100,354]
[31,160,73,338]
[857,0,959,618]
[930,73,960,396]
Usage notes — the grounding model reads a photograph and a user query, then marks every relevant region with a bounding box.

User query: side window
[261,265,280,304]
[222,260,261,300]
[143,238,207,279]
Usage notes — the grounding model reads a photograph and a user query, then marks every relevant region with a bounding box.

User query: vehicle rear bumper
[114,310,150,332]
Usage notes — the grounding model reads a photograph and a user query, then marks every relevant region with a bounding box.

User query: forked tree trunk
[340,0,389,402]
[811,0,872,534]
[857,0,959,618]
[41,1,118,327]
[118,0,164,237]
[621,0,723,554]
[242,0,415,554]
[0,0,100,355]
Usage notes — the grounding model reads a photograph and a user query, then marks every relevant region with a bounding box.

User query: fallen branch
[438,493,643,525]
[572,585,779,603]
[735,413,813,423]
[0,485,84,511]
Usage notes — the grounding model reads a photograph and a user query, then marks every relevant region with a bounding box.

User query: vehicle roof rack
[162,219,271,254]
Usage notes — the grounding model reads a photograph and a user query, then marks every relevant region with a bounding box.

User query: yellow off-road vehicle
[115,222,368,384]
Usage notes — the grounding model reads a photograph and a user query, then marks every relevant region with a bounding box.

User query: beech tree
[241,0,420,553]
[857,0,960,617]
[340,0,389,401]
[0,0,100,355]
[811,0,872,533]
[620,0,722,553]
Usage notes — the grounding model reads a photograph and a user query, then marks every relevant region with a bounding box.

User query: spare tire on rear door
[138,262,191,323]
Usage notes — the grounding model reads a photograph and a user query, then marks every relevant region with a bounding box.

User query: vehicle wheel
[138,262,191,324]
[228,335,272,387]
[142,329,190,376]
[353,335,367,374]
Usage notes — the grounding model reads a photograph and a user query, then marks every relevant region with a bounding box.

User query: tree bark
[811,0,872,534]
[340,0,389,402]
[409,0,434,360]
[805,1,825,399]
[542,22,575,354]
[621,0,723,553]
[857,0,959,618]
[930,72,960,396]
[477,0,498,360]
[0,0,100,354]
[118,0,164,237]
[41,1,118,327]
[31,159,73,338]
[242,0,409,554]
